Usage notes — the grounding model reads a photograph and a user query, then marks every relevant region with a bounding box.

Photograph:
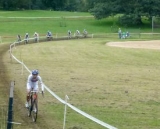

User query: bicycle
[27,89,44,122]
[83,31,88,38]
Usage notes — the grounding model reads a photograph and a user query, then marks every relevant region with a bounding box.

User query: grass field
[0,10,158,43]
[0,10,91,17]
[0,10,160,129]
[6,38,159,129]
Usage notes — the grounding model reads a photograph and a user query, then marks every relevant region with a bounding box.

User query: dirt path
[0,44,50,129]
[0,44,11,104]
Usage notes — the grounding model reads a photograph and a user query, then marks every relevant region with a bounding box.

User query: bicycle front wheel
[31,100,38,122]
[27,99,32,117]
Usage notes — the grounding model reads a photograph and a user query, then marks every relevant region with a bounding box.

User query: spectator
[118,28,122,39]
[122,32,126,39]
[126,31,130,38]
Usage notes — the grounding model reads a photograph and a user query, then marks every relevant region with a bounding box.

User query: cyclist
[25,69,44,108]
[24,33,29,44]
[34,32,39,43]
[17,34,21,43]
[46,30,52,40]
[75,30,80,38]
[68,30,71,39]
[83,29,88,38]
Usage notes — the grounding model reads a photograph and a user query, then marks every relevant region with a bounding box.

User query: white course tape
[10,38,118,129]
[44,84,118,129]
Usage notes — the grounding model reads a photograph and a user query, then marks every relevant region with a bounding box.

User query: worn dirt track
[0,44,11,104]
[0,44,51,129]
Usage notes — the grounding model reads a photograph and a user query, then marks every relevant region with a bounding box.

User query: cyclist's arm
[38,76,44,92]
[27,74,32,84]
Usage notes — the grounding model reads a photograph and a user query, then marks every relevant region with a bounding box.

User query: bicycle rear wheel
[31,100,38,122]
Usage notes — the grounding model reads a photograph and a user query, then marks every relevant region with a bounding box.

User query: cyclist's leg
[26,90,30,102]
[31,93,38,122]
[32,84,39,108]
[26,83,32,102]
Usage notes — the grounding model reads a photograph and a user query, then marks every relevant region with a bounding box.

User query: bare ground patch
[107,40,160,50]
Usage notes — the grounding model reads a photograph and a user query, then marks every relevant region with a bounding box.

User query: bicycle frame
[27,90,38,122]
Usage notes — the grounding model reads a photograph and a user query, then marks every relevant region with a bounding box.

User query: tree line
[0,0,160,25]
[0,0,90,11]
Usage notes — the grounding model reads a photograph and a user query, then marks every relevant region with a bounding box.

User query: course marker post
[7,81,14,129]
[21,60,23,75]
[63,95,69,129]
[14,43,16,49]
[92,34,94,38]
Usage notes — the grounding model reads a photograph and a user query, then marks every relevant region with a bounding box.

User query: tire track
[0,44,11,104]
[0,44,50,129]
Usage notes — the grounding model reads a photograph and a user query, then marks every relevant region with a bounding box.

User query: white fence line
[10,38,118,129]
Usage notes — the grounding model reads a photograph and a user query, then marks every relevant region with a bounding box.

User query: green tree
[0,0,34,10]
[42,0,66,10]
[89,0,160,25]
[32,0,45,9]
[64,0,87,11]
[64,0,78,11]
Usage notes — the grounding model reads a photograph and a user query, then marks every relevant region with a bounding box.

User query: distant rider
[25,33,29,44]
[83,29,88,38]
[68,30,72,39]
[34,32,39,43]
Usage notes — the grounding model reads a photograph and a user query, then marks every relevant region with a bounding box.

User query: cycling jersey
[27,74,44,91]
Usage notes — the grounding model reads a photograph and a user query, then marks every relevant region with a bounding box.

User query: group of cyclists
[21,28,132,120]
[17,29,88,109]
[68,29,88,39]
[17,29,88,44]
[17,32,39,44]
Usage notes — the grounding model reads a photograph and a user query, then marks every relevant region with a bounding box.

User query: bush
[118,14,142,26]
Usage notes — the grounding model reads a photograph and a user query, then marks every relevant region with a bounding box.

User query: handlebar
[30,91,37,93]
[30,90,44,98]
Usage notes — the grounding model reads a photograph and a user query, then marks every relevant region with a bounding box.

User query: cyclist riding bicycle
[34,32,39,43]
[25,33,29,44]
[25,69,44,108]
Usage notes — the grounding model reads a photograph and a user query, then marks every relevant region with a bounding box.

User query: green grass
[9,38,160,129]
[0,10,91,17]
[1,10,160,128]
[0,10,158,43]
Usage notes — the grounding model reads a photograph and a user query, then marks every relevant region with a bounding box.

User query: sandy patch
[107,40,160,50]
